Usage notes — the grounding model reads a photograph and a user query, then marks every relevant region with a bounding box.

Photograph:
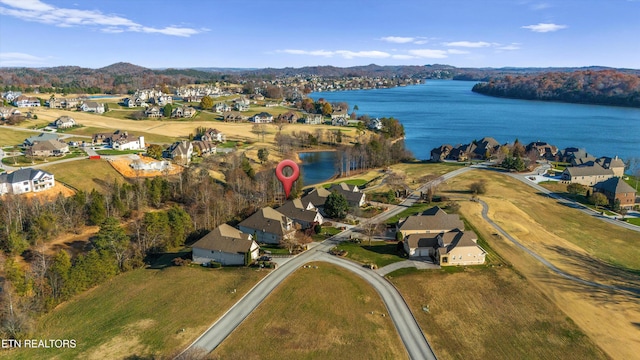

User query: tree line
[472,70,640,107]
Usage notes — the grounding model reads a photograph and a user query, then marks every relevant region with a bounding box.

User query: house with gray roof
[26,139,69,157]
[301,187,332,210]
[53,115,76,129]
[593,177,637,209]
[24,133,59,147]
[80,101,105,114]
[397,206,464,238]
[596,156,626,177]
[276,199,324,229]
[0,168,55,195]
[561,164,614,186]
[164,140,193,165]
[328,182,366,208]
[238,207,295,244]
[192,224,259,265]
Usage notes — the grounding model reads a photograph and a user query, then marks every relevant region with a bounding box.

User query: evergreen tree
[324,192,349,219]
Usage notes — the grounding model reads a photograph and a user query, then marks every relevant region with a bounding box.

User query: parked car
[259,255,272,261]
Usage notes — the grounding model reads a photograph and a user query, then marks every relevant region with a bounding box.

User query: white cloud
[521,23,568,32]
[391,54,416,60]
[444,41,492,48]
[446,49,470,54]
[497,43,521,50]
[0,52,48,66]
[279,49,390,59]
[407,49,448,59]
[0,0,203,37]
[531,2,551,10]
[380,36,415,44]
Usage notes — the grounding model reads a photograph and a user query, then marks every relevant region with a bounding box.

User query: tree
[567,183,586,195]
[200,95,214,110]
[93,217,130,270]
[589,192,608,209]
[321,102,333,116]
[146,144,164,160]
[469,180,487,195]
[87,190,107,225]
[163,103,173,118]
[324,192,349,219]
[362,222,384,245]
[257,148,269,164]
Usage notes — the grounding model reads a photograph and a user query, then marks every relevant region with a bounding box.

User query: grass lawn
[0,126,39,146]
[311,226,343,241]
[44,158,126,192]
[625,217,640,226]
[65,125,178,144]
[390,266,607,360]
[385,201,439,224]
[389,161,465,187]
[103,109,141,120]
[2,150,86,166]
[4,266,266,360]
[322,178,368,188]
[336,240,405,268]
[212,262,407,360]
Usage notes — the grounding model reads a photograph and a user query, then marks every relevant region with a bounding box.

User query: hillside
[472,70,640,107]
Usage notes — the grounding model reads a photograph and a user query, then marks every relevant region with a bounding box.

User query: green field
[336,240,406,268]
[390,266,607,360]
[43,159,126,192]
[212,262,407,360]
[1,150,86,166]
[385,202,437,224]
[322,178,369,188]
[4,266,265,359]
[0,127,39,146]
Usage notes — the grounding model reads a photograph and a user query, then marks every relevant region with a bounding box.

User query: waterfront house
[328,182,366,208]
[561,164,614,186]
[192,224,259,266]
[430,144,453,162]
[593,177,637,209]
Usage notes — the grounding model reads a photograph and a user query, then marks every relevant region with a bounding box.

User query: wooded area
[472,70,640,107]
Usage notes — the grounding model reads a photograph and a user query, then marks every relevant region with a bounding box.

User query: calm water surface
[312,81,640,161]
[299,151,338,185]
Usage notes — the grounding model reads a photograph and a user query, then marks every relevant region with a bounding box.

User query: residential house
[331,117,348,126]
[223,111,247,122]
[330,107,348,121]
[526,141,559,160]
[561,164,614,186]
[0,168,55,195]
[214,102,232,113]
[53,115,76,129]
[251,112,274,123]
[164,140,193,165]
[277,111,299,123]
[171,106,196,118]
[80,101,105,114]
[368,118,383,131]
[238,207,295,244]
[397,206,464,238]
[0,107,12,119]
[234,97,250,111]
[92,130,145,150]
[26,139,70,157]
[1,91,22,102]
[192,140,216,156]
[559,148,596,166]
[301,113,323,125]
[24,133,59,147]
[328,182,366,208]
[300,187,332,210]
[251,94,265,101]
[430,144,453,162]
[197,128,225,143]
[448,143,475,162]
[123,97,146,108]
[593,177,637,209]
[472,137,500,159]
[276,199,324,229]
[436,230,486,266]
[596,156,626,178]
[145,106,162,118]
[13,95,40,107]
[191,224,260,266]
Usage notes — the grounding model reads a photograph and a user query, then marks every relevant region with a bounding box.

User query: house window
[442,256,448,263]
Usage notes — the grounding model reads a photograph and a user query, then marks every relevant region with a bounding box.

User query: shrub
[209,261,222,268]
[469,180,487,195]
[314,224,322,234]
[567,183,586,195]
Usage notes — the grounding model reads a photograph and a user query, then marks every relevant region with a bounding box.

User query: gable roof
[238,207,292,236]
[405,233,440,249]
[301,187,332,207]
[399,209,464,232]
[192,224,253,253]
[596,156,625,170]
[0,168,53,184]
[441,230,481,254]
[25,133,58,144]
[564,164,614,177]
[594,177,636,194]
[30,139,68,151]
[277,199,320,223]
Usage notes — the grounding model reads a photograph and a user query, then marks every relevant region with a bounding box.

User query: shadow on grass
[147,250,191,269]
[542,244,640,300]
[361,242,403,257]
[632,322,640,330]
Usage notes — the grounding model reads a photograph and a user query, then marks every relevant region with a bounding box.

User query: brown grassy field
[0,126,40,146]
[44,158,126,192]
[390,266,608,360]
[441,169,640,359]
[2,266,266,360]
[211,262,407,360]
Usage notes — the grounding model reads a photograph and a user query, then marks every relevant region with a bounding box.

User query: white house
[0,168,55,195]
[81,101,105,114]
[192,224,260,265]
[13,96,40,107]
[54,116,76,129]
[251,112,274,123]
[113,135,145,150]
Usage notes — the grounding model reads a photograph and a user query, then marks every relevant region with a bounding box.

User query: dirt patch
[44,226,98,257]
[108,155,183,178]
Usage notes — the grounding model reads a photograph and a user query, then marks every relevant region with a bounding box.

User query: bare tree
[362,221,384,245]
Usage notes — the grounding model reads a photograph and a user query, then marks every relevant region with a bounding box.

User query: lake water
[311,81,640,162]
[299,151,338,185]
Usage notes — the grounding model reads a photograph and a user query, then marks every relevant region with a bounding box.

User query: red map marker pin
[276,159,300,198]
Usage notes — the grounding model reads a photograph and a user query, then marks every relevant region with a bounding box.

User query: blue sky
[0,0,639,69]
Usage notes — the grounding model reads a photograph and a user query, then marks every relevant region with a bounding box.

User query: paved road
[179,169,481,359]
[478,199,640,295]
